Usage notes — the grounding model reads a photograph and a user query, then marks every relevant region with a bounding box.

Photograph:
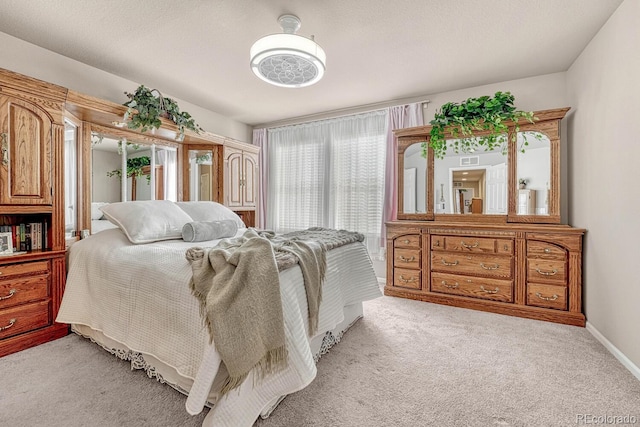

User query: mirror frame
[397,136,433,221]
[79,122,182,232]
[394,107,569,225]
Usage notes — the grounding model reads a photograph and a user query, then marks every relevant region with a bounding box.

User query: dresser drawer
[432,236,513,255]
[527,259,566,285]
[527,241,566,260]
[0,275,49,309]
[394,234,420,249]
[393,248,420,269]
[0,300,50,340]
[393,267,421,290]
[0,260,49,279]
[431,253,513,279]
[431,272,513,302]
[526,283,567,310]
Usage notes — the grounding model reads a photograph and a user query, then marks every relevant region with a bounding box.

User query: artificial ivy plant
[423,91,536,159]
[123,85,203,140]
[106,156,152,183]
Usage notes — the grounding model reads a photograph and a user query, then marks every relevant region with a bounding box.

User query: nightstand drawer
[527,259,566,285]
[0,300,50,340]
[0,260,49,278]
[0,275,49,309]
[394,248,421,269]
[393,268,421,290]
[526,283,567,310]
[431,272,513,302]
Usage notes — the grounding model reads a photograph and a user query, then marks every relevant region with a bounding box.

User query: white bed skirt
[71,301,364,420]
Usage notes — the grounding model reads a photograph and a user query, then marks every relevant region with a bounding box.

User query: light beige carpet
[2,292,639,427]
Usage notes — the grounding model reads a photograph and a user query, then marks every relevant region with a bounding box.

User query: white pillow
[175,201,246,228]
[91,202,109,220]
[100,200,194,244]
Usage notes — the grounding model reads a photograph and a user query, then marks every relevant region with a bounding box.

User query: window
[267,110,388,258]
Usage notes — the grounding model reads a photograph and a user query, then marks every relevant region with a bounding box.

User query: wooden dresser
[387,107,586,326]
[386,222,585,326]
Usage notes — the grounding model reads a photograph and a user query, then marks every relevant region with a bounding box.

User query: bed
[57,200,381,426]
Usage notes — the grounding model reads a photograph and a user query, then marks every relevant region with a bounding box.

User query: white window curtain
[267,110,388,259]
[157,148,177,201]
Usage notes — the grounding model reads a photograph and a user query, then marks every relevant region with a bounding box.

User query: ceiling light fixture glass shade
[250,14,326,88]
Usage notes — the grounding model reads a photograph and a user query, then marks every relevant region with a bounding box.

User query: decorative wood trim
[393,107,571,138]
[427,228,516,237]
[384,285,585,327]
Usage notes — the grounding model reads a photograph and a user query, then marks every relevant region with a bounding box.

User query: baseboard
[586,321,640,381]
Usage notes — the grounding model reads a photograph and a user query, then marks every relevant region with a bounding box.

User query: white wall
[0,31,252,142]
[566,0,640,371]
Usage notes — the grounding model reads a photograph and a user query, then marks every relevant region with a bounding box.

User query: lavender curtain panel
[382,103,424,240]
[253,128,268,229]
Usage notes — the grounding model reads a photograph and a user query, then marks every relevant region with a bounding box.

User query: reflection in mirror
[434,139,507,214]
[188,149,214,201]
[403,143,426,213]
[516,132,550,215]
[64,120,77,238]
[90,133,178,233]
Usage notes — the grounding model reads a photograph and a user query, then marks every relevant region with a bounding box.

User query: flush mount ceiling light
[250,14,326,88]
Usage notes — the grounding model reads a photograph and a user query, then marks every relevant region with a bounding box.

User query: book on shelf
[0,222,48,252]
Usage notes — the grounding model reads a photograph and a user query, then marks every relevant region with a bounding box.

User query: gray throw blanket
[186,227,364,395]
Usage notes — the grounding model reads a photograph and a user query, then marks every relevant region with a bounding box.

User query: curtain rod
[256,99,430,130]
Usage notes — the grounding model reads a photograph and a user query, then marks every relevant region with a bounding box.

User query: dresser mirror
[515,131,551,216]
[81,124,179,233]
[187,148,215,201]
[403,142,427,214]
[397,137,432,220]
[433,140,508,215]
[64,119,78,238]
[394,107,567,224]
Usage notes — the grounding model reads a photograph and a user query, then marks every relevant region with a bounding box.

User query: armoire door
[225,147,243,208]
[242,151,257,208]
[0,95,52,205]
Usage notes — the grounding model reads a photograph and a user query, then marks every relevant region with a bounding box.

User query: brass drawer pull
[434,240,440,247]
[544,248,551,253]
[441,280,459,289]
[535,292,558,301]
[0,318,16,332]
[398,275,418,283]
[398,255,415,262]
[480,286,499,294]
[461,241,479,249]
[0,289,16,301]
[441,259,459,266]
[480,263,500,270]
[402,239,410,244]
[535,268,558,276]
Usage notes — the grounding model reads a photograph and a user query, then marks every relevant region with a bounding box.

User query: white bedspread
[57,228,381,426]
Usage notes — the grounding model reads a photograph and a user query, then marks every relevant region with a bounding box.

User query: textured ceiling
[0,0,623,126]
